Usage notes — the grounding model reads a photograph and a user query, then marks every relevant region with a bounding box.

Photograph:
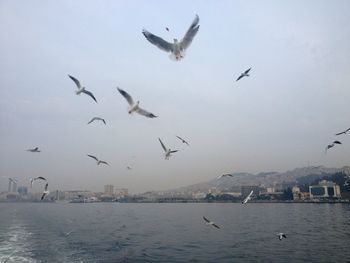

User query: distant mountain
[169,166,349,193]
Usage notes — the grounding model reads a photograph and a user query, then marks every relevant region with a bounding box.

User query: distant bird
[27,147,41,153]
[30,176,47,187]
[117,87,157,118]
[41,183,49,200]
[126,166,132,170]
[277,233,287,241]
[65,230,74,236]
[158,138,179,160]
[336,128,350,136]
[217,174,233,179]
[325,141,342,153]
[87,117,106,125]
[203,216,220,229]
[87,154,109,166]
[165,27,169,32]
[242,190,253,204]
[142,15,200,61]
[176,135,189,146]
[236,68,252,81]
[68,75,97,103]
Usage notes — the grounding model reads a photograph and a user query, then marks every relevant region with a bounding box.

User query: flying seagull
[277,233,287,241]
[117,87,157,118]
[27,147,41,153]
[176,135,189,146]
[30,176,47,187]
[142,14,200,61]
[242,190,253,204]
[87,154,109,166]
[87,117,106,125]
[165,27,169,32]
[68,75,97,103]
[217,174,233,179]
[203,216,220,229]
[325,141,342,153]
[336,128,350,136]
[236,68,252,81]
[158,138,179,160]
[41,183,49,200]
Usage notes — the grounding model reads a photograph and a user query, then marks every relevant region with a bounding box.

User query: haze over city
[1,0,349,193]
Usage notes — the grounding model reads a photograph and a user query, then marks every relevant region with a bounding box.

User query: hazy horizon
[1,0,350,193]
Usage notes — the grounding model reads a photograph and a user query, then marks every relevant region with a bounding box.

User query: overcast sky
[0,0,349,193]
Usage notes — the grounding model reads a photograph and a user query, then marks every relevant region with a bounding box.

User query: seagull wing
[180,15,200,50]
[170,150,179,153]
[245,68,252,74]
[203,216,210,223]
[37,176,47,181]
[87,155,99,162]
[282,234,287,238]
[41,192,47,200]
[212,223,220,229]
[88,117,97,124]
[102,118,106,125]
[142,29,174,53]
[82,89,97,103]
[346,128,350,132]
[44,183,48,191]
[117,87,134,106]
[236,74,244,81]
[68,75,81,89]
[100,161,109,166]
[159,138,167,152]
[335,131,345,136]
[333,141,342,144]
[136,107,157,118]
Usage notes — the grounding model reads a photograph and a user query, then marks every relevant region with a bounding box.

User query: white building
[309,180,341,199]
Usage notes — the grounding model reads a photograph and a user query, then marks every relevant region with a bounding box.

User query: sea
[0,202,350,263]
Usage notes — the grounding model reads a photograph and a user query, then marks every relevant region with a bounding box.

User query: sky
[0,0,350,193]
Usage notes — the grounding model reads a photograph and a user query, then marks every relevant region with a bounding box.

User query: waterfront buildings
[309,180,341,199]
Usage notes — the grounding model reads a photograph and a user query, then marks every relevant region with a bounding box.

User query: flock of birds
[18,13,348,243]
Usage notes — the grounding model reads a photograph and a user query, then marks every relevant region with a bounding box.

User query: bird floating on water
[158,138,178,160]
[203,216,220,229]
[336,128,350,136]
[27,147,41,153]
[325,141,342,153]
[277,233,287,241]
[68,75,97,103]
[87,155,109,166]
[142,15,200,61]
[117,87,157,118]
[242,190,253,204]
[176,135,189,146]
[87,117,106,125]
[236,68,252,81]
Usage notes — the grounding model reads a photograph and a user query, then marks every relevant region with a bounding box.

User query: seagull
[87,117,106,125]
[117,87,157,118]
[30,176,47,187]
[41,183,49,200]
[217,174,233,179]
[325,141,342,153]
[203,216,220,229]
[277,233,287,241]
[336,128,350,136]
[236,68,252,81]
[165,27,169,32]
[158,138,179,160]
[126,166,132,170]
[65,230,74,236]
[87,154,109,166]
[27,147,41,153]
[142,14,200,61]
[242,190,253,204]
[176,135,189,146]
[68,75,97,103]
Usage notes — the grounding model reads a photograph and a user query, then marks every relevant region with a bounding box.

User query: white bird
[65,230,74,236]
[117,87,157,118]
[325,140,342,153]
[277,233,287,241]
[217,174,233,179]
[87,155,109,166]
[68,75,97,103]
[27,147,41,153]
[158,138,179,160]
[176,135,190,146]
[203,216,220,229]
[242,190,253,204]
[142,15,200,61]
[87,117,106,125]
[30,176,47,188]
[236,68,252,81]
[41,183,49,200]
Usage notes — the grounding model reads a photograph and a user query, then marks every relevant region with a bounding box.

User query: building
[115,188,128,197]
[104,185,114,196]
[17,186,28,195]
[309,180,341,199]
[292,186,309,201]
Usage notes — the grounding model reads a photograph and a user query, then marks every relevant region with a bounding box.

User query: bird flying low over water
[203,216,220,229]
[30,176,47,187]
[41,183,49,200]
[158,138,178,160]
[117,87,157,118]
[27,147,41,153]
[142,15,200,61]
[236,68,252,81]
[87,155,109,166]
[217,174,233,179]
[87,117,106,125]
[242,190,253,204]
[176,135,189,146]
[68,75,97,103]
[325,141,342,153]
[336,128,350,136]
[277,233,287,241]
